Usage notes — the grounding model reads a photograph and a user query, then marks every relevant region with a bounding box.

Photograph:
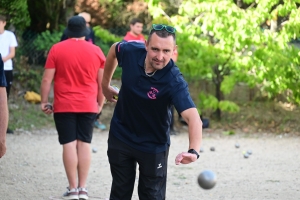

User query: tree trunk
[212,64,224,120]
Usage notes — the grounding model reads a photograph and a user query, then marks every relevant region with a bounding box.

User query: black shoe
[7,128,14,134]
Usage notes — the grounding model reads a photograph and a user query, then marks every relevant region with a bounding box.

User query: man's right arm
[101,42,119,102]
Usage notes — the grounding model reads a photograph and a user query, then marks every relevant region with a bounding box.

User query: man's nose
[156,52,163,60]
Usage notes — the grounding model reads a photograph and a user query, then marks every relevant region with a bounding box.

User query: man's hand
[41,102,53,114]
[175,152,197,165]
[102,85,119,103]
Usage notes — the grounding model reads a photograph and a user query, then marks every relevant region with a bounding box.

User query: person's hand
[102,86,118,103]
[175,152,197,165]
[41,102,53,114]
[0,140,6,158]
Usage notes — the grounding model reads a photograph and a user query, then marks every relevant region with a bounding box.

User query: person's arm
[0,88,8,158]
[175,107,202,165]
[40,68,55,114]
[97,68,105,113]
[101,42,119,103]
[2,46,15,63]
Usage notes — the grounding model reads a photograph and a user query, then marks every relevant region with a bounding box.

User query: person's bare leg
[62,140,78,189]
[77,140,91,188]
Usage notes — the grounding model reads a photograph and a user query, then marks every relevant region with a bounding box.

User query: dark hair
[130,18,143,25]
[0,15,6,22]
[147,29,176,44]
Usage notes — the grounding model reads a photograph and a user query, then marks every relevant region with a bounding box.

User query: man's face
[0,20,6,32]
[145,32,177,70]
[130,22,143,35]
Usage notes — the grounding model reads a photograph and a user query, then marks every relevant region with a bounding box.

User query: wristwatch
[188,149,200,159]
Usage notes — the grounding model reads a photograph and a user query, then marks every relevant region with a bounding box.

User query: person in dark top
[102,24,203,200]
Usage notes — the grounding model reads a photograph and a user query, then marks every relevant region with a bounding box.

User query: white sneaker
[78,187,89,200]
[62,187,79,200]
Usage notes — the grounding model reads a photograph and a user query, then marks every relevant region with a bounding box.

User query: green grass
[8,98,54,131]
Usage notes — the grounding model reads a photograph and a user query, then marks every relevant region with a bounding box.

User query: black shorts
[4,70,13,98]
[54,112,97,145]
[107,133,169,200]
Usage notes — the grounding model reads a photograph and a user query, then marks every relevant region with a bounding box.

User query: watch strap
[188,149,200,159]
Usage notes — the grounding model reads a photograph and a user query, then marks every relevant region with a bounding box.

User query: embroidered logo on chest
[147,87,159,99]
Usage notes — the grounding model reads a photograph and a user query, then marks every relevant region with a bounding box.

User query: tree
[0,0,30,31]
[146,0,300,120]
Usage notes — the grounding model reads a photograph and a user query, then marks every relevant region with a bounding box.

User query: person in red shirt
[123,18,145,42]
[40,16,106,200]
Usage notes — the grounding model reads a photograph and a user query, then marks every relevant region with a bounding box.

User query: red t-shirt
[45,39,106,113]
[123,32,145,42]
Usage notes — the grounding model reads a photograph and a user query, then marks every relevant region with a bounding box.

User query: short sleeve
[115,42,126,67]
[10,32,18,47]
[171,75,195,113]
[44,46,56,69]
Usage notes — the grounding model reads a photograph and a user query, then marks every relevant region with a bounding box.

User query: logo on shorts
[147,87,159,99]
[157,163,162,169]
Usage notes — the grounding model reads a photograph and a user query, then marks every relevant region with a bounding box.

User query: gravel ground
[0,127,300,200]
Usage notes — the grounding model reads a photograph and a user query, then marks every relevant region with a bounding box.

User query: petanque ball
[244,153,249,158]
[235,143,240,148]
[247,150,252,155]
[92,147,98,153]
[200,147,204,153]
[197,170,217,190]
[210,147,215,151]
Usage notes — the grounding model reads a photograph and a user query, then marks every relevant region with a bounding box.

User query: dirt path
[0,127,300,200]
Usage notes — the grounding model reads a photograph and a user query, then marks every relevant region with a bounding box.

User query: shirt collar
[138,54,174,80]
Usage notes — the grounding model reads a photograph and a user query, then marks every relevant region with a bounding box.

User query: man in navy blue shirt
[102,24,202,200]
[0,53,8,158]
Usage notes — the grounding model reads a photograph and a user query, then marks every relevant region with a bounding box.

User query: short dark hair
[0,15,7,22]
[147,29,176,44]
[130,18,143,25]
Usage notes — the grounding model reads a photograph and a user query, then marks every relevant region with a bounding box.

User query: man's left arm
[2,46,15,63]
[175,107,202,165]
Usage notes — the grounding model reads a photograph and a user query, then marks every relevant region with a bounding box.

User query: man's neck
[70,37,85,40]
[129,31,139,37]
[0,29,5,34]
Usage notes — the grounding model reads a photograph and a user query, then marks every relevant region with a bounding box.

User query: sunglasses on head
[151,24,176,34]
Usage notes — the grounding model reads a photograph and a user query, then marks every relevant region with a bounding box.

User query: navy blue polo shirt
[109,42,195,153]
[0,54,7,87]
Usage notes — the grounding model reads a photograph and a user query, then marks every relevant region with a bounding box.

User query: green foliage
[94,26,123,79]
[145,0,300,119]
[198,92,240,114]
[0,0,30,30]
[33,29,62,51]
[94,26,123,44]
[13,56,43,92]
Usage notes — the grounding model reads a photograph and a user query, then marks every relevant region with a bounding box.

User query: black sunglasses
[151,24,176,34]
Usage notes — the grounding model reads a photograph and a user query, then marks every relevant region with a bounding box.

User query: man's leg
[107,134,137,200]
[77,141,91,188]
[54,113,78,189]
[63,141,79,189]
[76,113,96,188]
[137,148,169,200]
